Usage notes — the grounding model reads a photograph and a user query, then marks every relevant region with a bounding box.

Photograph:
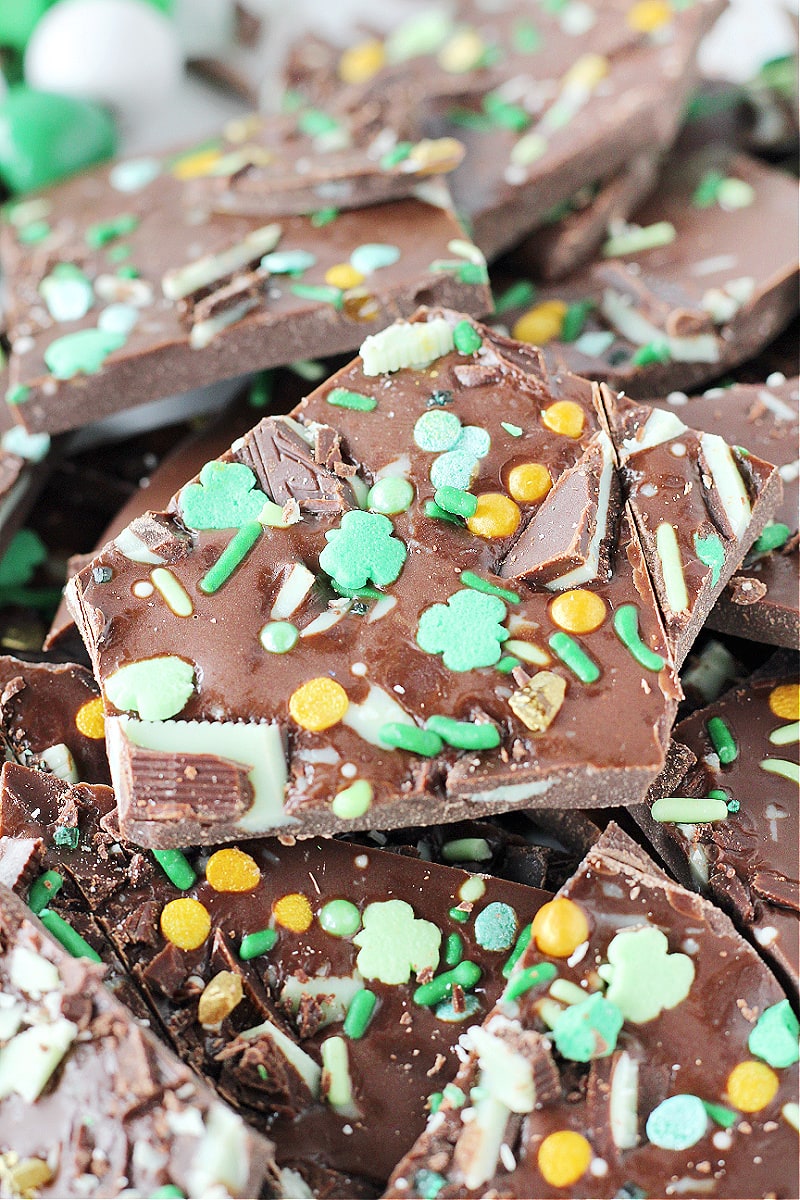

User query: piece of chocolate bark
[0,339,54,560]
[496,145,799,397]
[634,653,799,998]
[67,309,779,846]
[0,881,283,1199]
[653,377,798,649]
[384,823,800,1199]
[0,113,489,436]
[284,0,724,261]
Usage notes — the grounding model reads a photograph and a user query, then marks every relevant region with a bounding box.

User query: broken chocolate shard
[234,414,357,514]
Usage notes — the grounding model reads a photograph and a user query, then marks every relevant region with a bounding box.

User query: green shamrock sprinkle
[319,510,407,591]
[694,531,725,586]
[748,999,800,1068]
[599,926,694,1024]
[417,589,509,671]
[44,328,127,379]
[179,461,268,530]
[105,655,195,721]
[552,992,623,1062]
[474,902,517,951]
[353,899,441,985]
[646,1094,708,1151]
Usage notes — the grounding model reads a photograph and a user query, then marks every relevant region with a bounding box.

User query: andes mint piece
[0,880,281,1199]
[0,115,489,437]
[69,308,695,846]
[653,377,799,650]
[498,146,799,398]
[634,653,799,997]
[385,824,800,1200]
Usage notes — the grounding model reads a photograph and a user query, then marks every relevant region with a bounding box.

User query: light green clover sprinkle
[44,328,126,379]
[353,899,441,985]
[320,510,407,590]
[414,409,463,452]
[646,1094,708,1151]
[552,992,624,1062]
[599,926,694,1024]
[417,589,508,672]
[474,902,517,951]
[694,532,725,587]
[748,1000,800,1068]
[179,461,268,530]
[105,655,195,721]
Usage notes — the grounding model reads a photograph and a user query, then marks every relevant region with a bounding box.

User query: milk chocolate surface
[385,825,800,1199]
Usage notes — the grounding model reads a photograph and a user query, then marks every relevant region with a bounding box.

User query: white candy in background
[699,0,798,83]
[172,0,237,60]
[24,0,182,119]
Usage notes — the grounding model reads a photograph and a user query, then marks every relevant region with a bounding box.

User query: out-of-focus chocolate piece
[284,0,724,261]
[0,655,109,783]
[0,112,489,436]
[497,146,799,398]
[634,653,799,996]
[0,880,282,1199]
[385,824,800,1200]
[0,341,55,561]
[653,377,799,649]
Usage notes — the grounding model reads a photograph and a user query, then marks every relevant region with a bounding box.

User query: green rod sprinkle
[434,486,478,518]
[448,906,470,924]
[444,933,464,966]
[502,923,532,978]
[290,283,344,309]
[199,520,262,594]
[493,279,537,314]
[751,522,790,555]
[413,961,482,1007]
[379,723,443,757]
[38,909,103,962]
[496,655,520,673]
[326,387,377,412]
[650,796,729,823]
[504,961,557,1002]
[330,581,383,599]
[707,715,738,764]
[239,928,278,960]
[424,500,463,525]
[703,1101,738,1129]
[29,870,64,915]
[548,632,600,683]
[343,989,378,1039]
[613,604,665,672]
[153,849,197,891]
[460,570,520,604]
[152,1188,186,1199]
[425,715,500,750]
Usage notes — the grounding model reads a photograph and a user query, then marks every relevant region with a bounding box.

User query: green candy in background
[0,85,116,192]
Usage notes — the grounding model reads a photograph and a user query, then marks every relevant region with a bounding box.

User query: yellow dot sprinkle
[512,300,568,346]
[75,697,105,740]
[532,898,590,958]
[273,892,313,933]
[160,898,211,951]
[549,590,607,634]
[466,493,521,539]
[628,0,673,33]
[507,463,552,504]
[325,263,365,291]
[542,400,586,439]
[223,114,263,143]
[769,684,799,721]
[563,52,609,91]
[289,678,349,732]
[726,1060,780,1112]
[438,28,486,74]
[206,848,261,893]
[339,39,386,84]
[538,1130,592,1188]
[172,148,222,180]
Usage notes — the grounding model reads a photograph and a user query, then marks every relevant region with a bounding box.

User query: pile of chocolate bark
[0,3,797,1198]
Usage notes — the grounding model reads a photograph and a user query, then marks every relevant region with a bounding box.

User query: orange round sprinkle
[273,893,313,933]
[512,300,567,346]
[160,898,211,951]
[542,401,585,439]
[726,1061,780,1112]
[339,39,385,84]
[549,590,607,635]
[206,848,261,893]
[507,462,552,504]
[532,898,590,958]
[538,1130,592,1188]
[628,0,672,33]
[75,697,105,740]
[325,263,365,291]
[769,684,799,721]
[466,493,521,539]
[289,678,349,732]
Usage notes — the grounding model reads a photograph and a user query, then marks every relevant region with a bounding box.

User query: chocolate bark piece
[0,655,110,783]
[633,653,799,997]
[496,145,799,397]
[0,388,54,563]
[601,387,782,668]
[0,115,489,437]
[653,377,799,649]
[284,0,723,261]
[67,308,695,846]
[0,883,281,1200]
[385,824,800,1200]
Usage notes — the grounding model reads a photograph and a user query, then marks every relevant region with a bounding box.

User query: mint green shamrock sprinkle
[552,992,623,1061]
[105,655,195,721]
[179,461,268,530]
[599,926,694,1024]
[320,510,407,591]
[417,589,509,671]
[44,328,126,379]
[353,899,441,985]
[748,999,800,1068]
